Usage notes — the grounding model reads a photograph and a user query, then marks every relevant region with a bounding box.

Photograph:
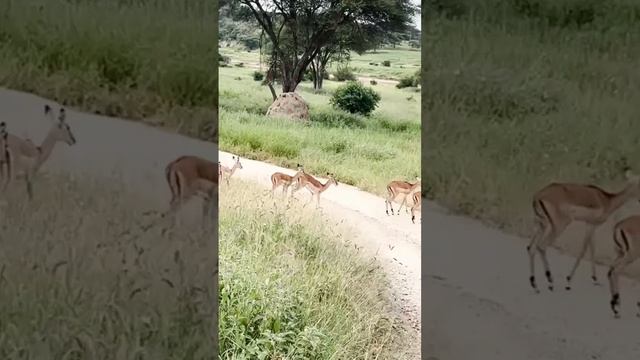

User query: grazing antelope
[385,177,421,215]
[220,156,243,185]
[1,105,76,199]
[607,215,640,318]
[270,164,304,197]
[291,172,338,209]
[410,191,422,224]
[528,171,640,293]
[164,155,218,223]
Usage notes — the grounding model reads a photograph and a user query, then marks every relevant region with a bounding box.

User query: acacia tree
[239,0,417,95]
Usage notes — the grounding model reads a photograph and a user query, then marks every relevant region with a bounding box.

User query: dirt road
[219,152,422,358]
[0,88,421,358]
[424,200,640,360]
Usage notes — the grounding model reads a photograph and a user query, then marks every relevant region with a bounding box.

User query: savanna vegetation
[425,0,640,238]
[0,173,215,358]
[219,1,421,196]
[218,180,402,359]
[0,0,217,141]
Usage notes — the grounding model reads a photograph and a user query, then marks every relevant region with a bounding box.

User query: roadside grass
[219,66,421,195]
[219,179,398,359]
[0,0,216,141]
[220,46,420,80]
[0,173,215,359]
[425,1,640,243]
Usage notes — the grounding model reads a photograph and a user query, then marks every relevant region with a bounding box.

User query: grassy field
[425,0,640,238]
[0,0,216,140]
[0,173,215,358]
[219,63,421,196]
[218,180,401,359]
[219,45,421,81]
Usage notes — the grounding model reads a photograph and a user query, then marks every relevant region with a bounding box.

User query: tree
[239,0,418,95]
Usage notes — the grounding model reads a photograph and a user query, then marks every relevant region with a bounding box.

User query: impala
[606,215,640,318]
[410,191,422,224]
[291,172,338,209]
[385,177,421,215]
[164,155,218,223]
[1,105,76,199]
[220,156,243,185]
[528,171,640,293]
[270,164,304,197]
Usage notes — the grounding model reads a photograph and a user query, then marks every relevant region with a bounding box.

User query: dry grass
[0,172,215,359]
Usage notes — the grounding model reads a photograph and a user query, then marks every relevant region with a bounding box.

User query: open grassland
[425,0,640,236]
[218,180,399,359]
[0,0,216,141]
[219,65,421,196]
[219,46,421,80]
[0,173,215,359]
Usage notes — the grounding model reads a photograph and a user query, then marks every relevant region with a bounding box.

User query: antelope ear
[44,104,51,114]
[58,108,66,122]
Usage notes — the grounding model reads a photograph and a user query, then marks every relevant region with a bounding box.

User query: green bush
[382,60,391,67]
[330,81,381,116]
[252,70,264,81]
[333,65,356,82]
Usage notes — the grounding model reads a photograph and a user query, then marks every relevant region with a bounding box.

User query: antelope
[291,172,338,209]
[164,155,218,223]
[410,191,422,224]
[1,105,76,199]
[385,177,421,215]
[220,156,243,185]
[270,163,304,197]
[607,215,640,318]
[527,171,640,293]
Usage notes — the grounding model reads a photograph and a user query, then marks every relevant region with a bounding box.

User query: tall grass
[425,0,640,236]
[0,0,216,140]
[0,173,215,358]
[218,180,398,359]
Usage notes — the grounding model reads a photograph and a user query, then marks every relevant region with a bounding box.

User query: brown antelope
[410,191,422,224]
[528,171,640,293]
[291,172,338,209]
[270,164,304,197]
[220,156,243,185]
[164,155,218,223]
[607,215,640,318]
[385,177,421,215]
[1,105,76,199]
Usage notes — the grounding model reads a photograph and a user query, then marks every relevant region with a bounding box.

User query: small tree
[330,82,381,116]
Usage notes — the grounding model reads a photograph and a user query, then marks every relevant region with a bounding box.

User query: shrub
[333,65,356,82]
[234,62,244,67]
[396,70,421,89]
[330,81,381,116]
[252,71,264,81]
[382,60,391,67]
[370,79,378,85]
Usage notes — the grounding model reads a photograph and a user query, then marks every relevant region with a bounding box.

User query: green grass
[0,173,215,359]
[425,0,640,238]
[219,45,421,81]
[219,180,399,359]
[0,0,216,140]
[219,66,421,195]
